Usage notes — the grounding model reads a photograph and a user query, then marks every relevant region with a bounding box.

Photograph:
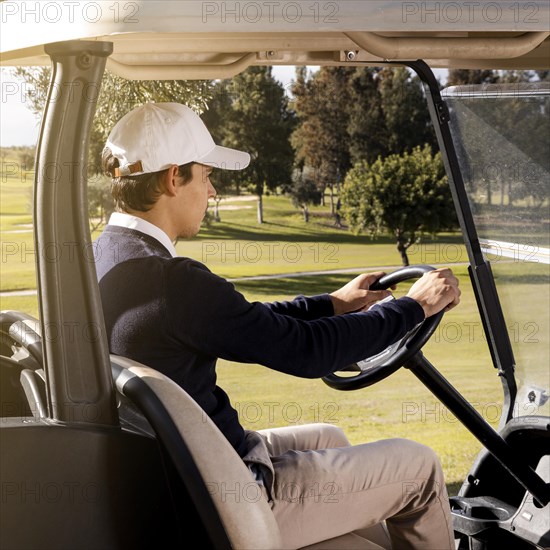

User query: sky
[1,68,42,147]
[0,65,447,148]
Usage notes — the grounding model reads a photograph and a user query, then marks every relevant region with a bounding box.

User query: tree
[15,68,213,169]
[377,67,437,155]
[347,67,389,165]
[341,145,457,266]
[201,80,233,145]
[201,80,240,221]
[209,169,238,222]
[202,79,244,199]
[18,148,35,170]
[87,175,115,232]
[221,66,295,223]
[446,69,499,86]
[291,66,354,214]
[287,169,323,222]
[15,67,213,229]
[291,65,437,229]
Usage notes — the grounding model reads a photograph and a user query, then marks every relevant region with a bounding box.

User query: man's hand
[330,272,392,315]
[406,268,461,317]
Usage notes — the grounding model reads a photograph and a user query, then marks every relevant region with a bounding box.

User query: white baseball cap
[105,102,250,176]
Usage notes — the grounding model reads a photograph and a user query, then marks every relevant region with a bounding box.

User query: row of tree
[284,66,547,264]
[15,66,548,264]
[202,68,294,223]
[201,64,439,230]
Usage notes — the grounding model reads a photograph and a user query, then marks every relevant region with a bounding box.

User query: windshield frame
[405,61,519,426]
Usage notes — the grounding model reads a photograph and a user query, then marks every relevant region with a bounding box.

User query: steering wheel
[322,265,444,391]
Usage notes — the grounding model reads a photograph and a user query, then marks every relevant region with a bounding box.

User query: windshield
[443,82,550,419]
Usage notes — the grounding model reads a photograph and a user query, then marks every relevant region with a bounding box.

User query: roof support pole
[34,40,117,426]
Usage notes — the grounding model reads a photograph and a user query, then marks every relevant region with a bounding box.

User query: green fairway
[0,150,524,495]
[1,152,35,291]
[180,194,468,279]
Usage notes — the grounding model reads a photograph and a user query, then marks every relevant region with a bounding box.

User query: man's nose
[208,182,217,198]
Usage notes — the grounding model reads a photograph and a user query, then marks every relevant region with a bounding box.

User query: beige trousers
[244,424,454,550]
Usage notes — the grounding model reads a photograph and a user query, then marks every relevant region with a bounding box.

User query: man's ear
[163,165,180,197]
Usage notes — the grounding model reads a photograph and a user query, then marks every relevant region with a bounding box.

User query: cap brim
[195,145,250,170]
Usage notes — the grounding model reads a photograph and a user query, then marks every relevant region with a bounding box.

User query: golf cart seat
[111,355,390,550]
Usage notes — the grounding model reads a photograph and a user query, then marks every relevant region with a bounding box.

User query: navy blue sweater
[94,226,424,457]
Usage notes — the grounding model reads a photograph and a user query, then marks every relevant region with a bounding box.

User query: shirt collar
[107,212,178,258]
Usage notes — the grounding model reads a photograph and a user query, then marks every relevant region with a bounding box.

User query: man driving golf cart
[0,2,548,549]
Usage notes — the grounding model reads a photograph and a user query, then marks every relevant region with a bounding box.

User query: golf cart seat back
[111,355,389,550]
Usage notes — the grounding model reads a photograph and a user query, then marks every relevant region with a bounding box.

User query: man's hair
[102,147,194,212]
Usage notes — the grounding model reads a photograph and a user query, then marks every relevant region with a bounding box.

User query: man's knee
[391,438,439,462]
[384,438,445,482]
[390,439,448,502]
[315,423,350,448]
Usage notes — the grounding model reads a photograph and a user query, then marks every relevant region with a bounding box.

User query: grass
[2,147,546,497]
[0,294,39,318]
[0,155,35,291]
[182,194,469,279]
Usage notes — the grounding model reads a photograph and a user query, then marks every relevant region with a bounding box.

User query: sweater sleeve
[264,293,335,320]
[167,260,425,379]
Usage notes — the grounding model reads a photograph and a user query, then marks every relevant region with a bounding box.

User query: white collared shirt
[108,212,178,258]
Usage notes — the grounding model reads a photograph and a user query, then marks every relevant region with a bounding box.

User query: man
[95,102,460,549]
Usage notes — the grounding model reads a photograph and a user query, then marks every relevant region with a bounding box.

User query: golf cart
[1,2,549,548]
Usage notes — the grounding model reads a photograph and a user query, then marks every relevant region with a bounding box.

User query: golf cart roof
[1,1,550,78]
